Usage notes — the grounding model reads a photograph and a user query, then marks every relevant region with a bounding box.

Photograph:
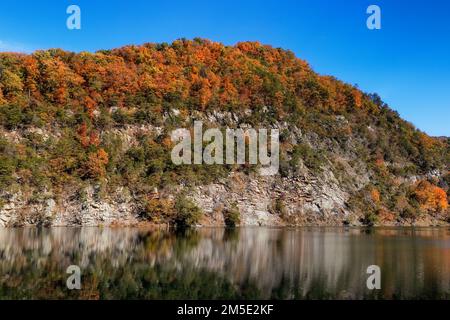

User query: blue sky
[0,0,448,136]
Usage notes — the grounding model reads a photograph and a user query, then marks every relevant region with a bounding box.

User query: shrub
[173,195,202,228]
[0,104,24,129]
[363,211,378,226]
[223,204,240,227]
[400,206,421,221]
[112,109,133,125]
[270,198,288,220]
[0,138,16,188]
[348,187,382,226]
[444,172,450,196]
[143,197,174,223]
[291,143,325,173]
[377,208,395,222]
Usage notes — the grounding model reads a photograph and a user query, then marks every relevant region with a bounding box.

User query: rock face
[0,174,349,227]
[0,119,447,227]
[0,116,351,226]
[0,155,353,227]
[0,186,140,227]
[191,170,350,226]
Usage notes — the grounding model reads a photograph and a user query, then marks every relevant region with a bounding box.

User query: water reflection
[0,227,449,299]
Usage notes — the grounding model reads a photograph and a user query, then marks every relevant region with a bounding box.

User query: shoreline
[0,220,448,228]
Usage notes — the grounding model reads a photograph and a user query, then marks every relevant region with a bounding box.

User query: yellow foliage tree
[1,70,24,97]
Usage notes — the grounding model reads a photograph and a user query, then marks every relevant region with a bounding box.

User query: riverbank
[1,201,448,228]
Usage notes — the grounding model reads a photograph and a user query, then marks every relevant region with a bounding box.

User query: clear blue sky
[0,0,448,136]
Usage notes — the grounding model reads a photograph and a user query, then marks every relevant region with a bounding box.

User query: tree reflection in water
[0,227,448,299]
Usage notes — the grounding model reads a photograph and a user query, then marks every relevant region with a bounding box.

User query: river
[0,227,449,299]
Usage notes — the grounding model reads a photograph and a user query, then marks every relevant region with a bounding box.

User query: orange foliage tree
[414,180,448,212]
[370,188,381,204]
[85,148,109,178]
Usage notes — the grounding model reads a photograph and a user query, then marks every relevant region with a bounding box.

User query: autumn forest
[0,39,448,227]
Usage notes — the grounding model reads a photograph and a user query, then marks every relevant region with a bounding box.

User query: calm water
[0,227,449,299]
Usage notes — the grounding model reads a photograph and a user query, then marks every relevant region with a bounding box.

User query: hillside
[0,39,449,227]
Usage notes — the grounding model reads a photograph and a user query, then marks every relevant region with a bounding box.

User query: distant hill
[0,39,448,227]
